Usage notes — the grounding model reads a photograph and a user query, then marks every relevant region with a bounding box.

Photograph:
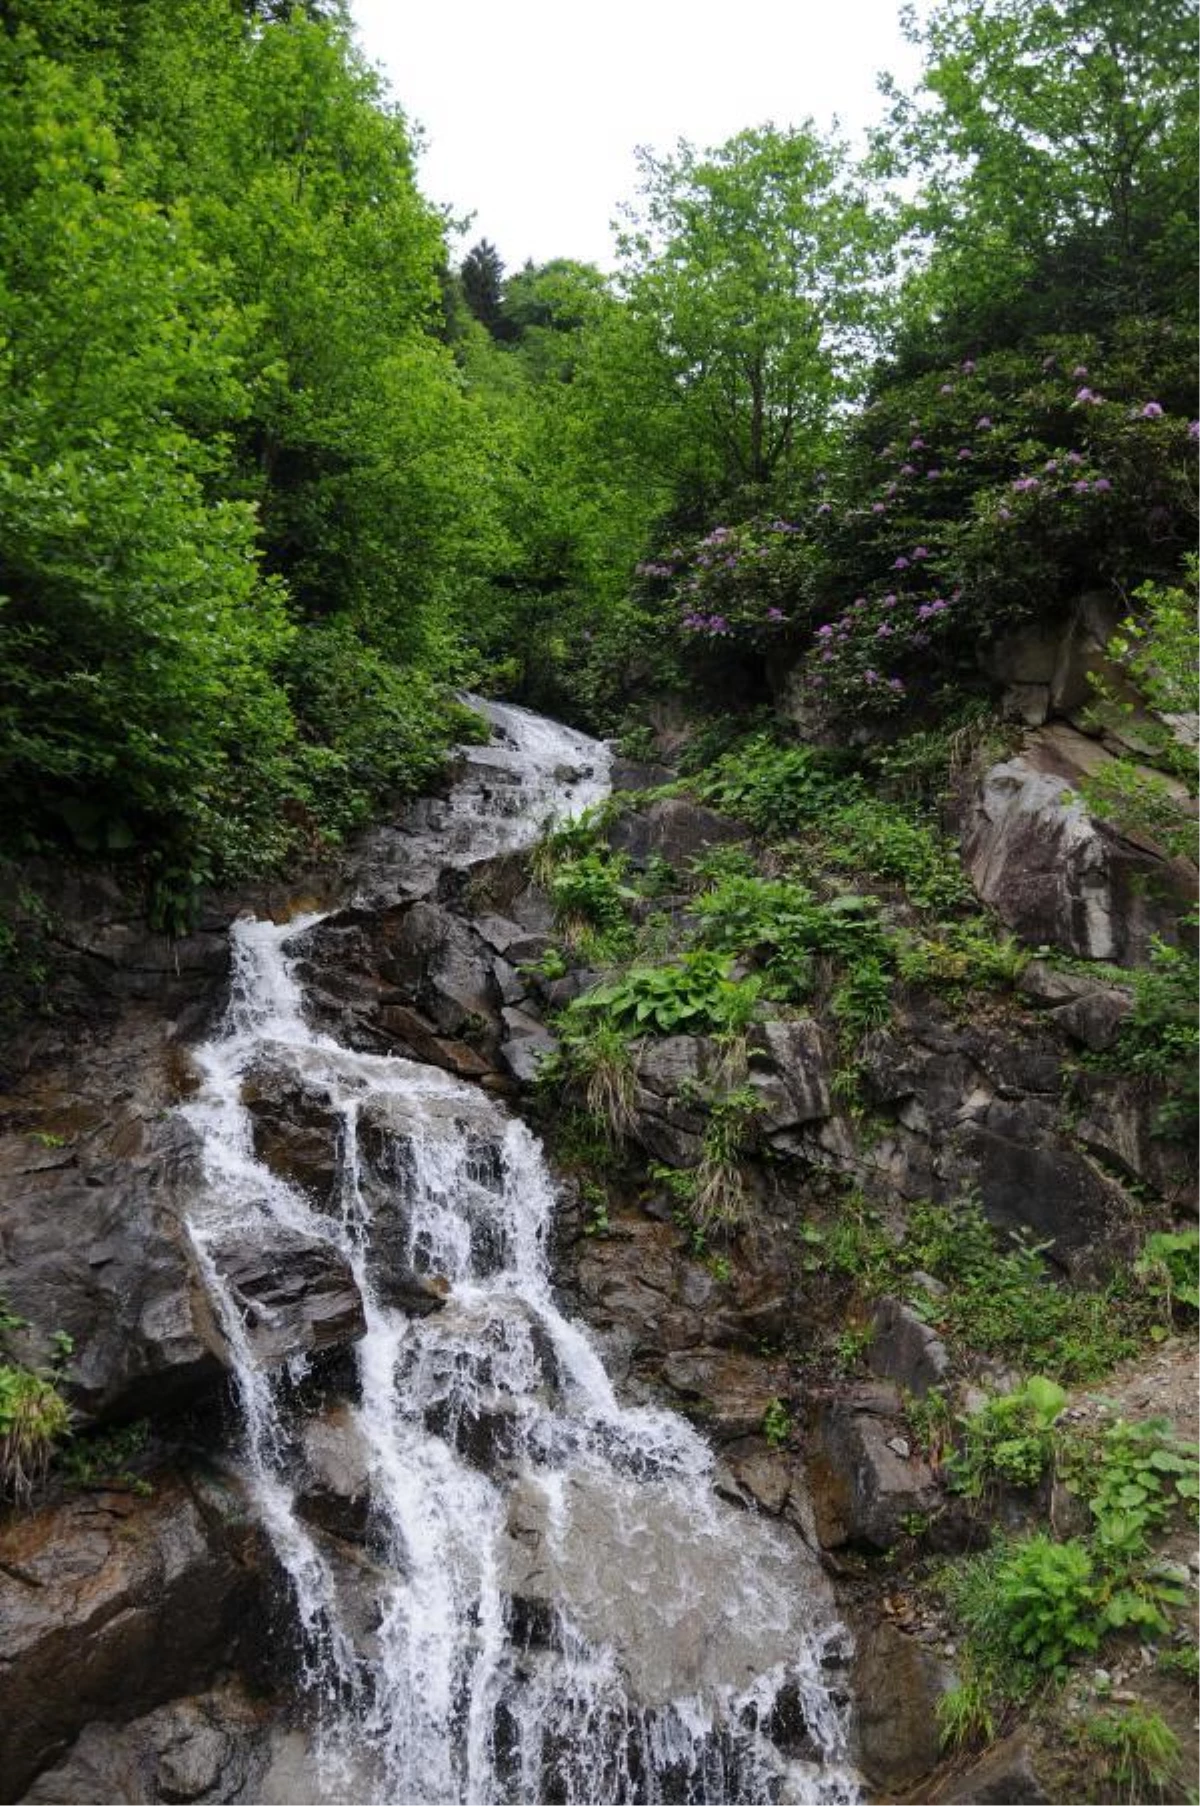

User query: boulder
[749,1019,831,1131]
[241,1061,340,1203]
[205,1231,365,1369]
[928,1730,1049,1803]
[1069,1071,1197,1207]
[1018,959,1133,1052]
[0,1477,263,1799]
[809,1385,942,1551]
[0,1119,224,1425]
[962,724,1197,963]
[605,799,748,872]
[22,1684,269,1805]
[295,902,503,1058]
[851,1620,952,1791]
[958,1104,1133,1270]
[659,1348,788,1440]
[868,1296,952,1397]
[296,1403,373,1543]
[499,1006,558,1084]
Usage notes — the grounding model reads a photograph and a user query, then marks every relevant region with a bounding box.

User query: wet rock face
[205,1232,366,1368]
[0,1477,265,1800]
[962,723,1197,962]
[0,1116,224,1425]
[293,902,513,1080]
[22,1684,270,1805]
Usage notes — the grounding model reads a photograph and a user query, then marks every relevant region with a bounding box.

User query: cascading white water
[183,701,858,1804]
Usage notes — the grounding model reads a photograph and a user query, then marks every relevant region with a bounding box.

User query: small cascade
[183,704,858,1804]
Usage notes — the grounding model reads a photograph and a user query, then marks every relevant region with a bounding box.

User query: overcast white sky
[349,0,926,272]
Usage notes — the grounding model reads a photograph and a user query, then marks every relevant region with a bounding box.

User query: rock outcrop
[962,723,1196,962]
[0,1475,265,1800]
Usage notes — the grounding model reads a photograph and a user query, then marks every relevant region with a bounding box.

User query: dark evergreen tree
[460,239,512,341]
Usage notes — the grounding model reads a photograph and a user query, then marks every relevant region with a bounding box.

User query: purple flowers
[1072,365,1088,380]
[1092,477,1112,493]
[957,447,973,460]
[766,607,784,622]
[1140,402,1164,419]
[816,502,832,516]
[961,360,976,374]
[1189,421,1200,441]
[917,598,948,620]
[912,545,930,560]
[872,501,887,514]
[635,561,675,579]
[893,555,910,570]
[1012,476,1040,493]
[910,436,926,449]
[1074,387,1103,405]
[816,623,834,639]
[900,463,917,477]
[926,468,942,479]
[976,416,993,430]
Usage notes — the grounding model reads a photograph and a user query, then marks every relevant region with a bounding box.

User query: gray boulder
[0,1477,263,1799]
[605,799,748,872]
[0,1119,223,1425]
[204,1231,365,1368]
[22,1684,269,1804]
[962,724,1196,962]
[809,1384,942,1551]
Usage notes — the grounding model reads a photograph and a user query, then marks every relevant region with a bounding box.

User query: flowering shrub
[635,518,818,651]
[767,327,1193,717]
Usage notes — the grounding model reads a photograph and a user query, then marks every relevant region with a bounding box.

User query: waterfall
[182,700,858,1804]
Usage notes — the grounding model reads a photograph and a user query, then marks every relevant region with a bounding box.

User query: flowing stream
[183,699,858,1804]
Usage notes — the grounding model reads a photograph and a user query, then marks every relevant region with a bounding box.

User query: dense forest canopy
[0,0,1194,945]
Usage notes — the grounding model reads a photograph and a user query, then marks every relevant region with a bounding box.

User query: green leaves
[617,124,887,500]
[576,951,762,1039]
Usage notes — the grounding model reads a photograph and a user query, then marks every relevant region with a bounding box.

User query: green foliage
[617,124,884,500]
[876,0,1197,349]
[0,0,493,930]
[571,952,762,1039]
[695,872,889,1002]
[60,1419,151,1494]
[1135,1230,1200,1316]
[949,1376,1067,1496]
[936,1676,995,1752]
[1108,930,1200,1135]
[946,1413,1197,1705]
[548,849,637,951]
[827,1193,1146,1382]
[948,1533,1103,1683]
[762,1398,792,1450]
[0,1363,70,1505]
[691,1081,767,1228]
[1066,1417,1198,1564]
[692,735,855,839]
[546,1016,637,1143]
[1082,1705,1183,1802]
